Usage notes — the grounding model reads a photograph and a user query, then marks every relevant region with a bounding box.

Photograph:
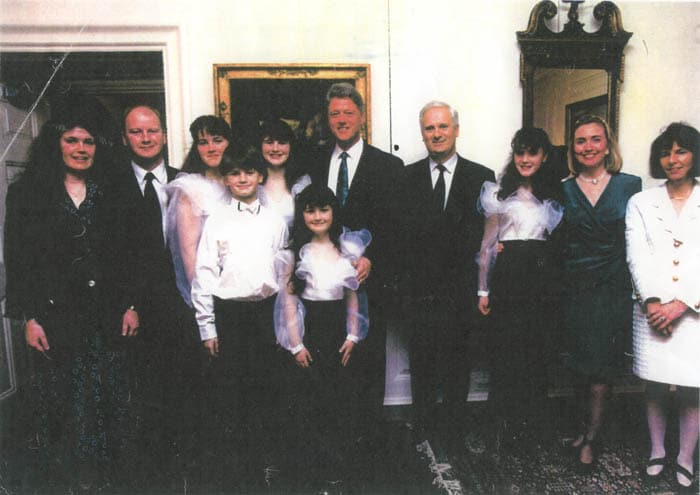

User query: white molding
[0,301,17,401]
[0,24,190,167]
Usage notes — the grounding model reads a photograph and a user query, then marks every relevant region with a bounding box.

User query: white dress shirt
[429,153,458,210]
[327,139,364,195]
[131,160,168,242]
[191,198,288,341]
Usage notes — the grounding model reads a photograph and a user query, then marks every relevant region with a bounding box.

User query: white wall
[1,0,697,179]
[618,1,700,185]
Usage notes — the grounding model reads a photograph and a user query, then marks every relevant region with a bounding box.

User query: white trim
[0,301,17,401]
[0,24,191,167]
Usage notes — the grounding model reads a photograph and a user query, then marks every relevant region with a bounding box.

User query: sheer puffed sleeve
[476,182,500,296]
[274,249,306,353]
[542,198,564,236]
[166,174,230,307]
[290,174,311,198]
[339,228,372,342]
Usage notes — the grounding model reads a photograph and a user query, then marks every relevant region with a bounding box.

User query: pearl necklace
[577,171,609,185]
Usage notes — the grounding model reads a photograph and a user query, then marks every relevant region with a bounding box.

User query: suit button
[695,302,700,310]
[88,280,96,287]
[673,240,682,248]
[672,276,679,282]
[673,259,680,265]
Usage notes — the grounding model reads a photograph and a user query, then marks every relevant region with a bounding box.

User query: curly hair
[23,102,114,193]
[498,127,560,202]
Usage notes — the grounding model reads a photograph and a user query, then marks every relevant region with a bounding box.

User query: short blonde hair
[567,115,623,175]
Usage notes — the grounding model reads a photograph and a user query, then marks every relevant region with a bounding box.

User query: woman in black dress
[4,105,139,492]
[560,115,641,470]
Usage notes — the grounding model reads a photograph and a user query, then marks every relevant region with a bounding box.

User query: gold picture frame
[213,63,371,146]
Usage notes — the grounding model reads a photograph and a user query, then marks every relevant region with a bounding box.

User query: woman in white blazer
[625,122,700,492]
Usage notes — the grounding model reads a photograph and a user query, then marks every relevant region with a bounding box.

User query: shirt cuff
[477,290,489,297]
[199,324,218,342]
[291,343,305,355]
[346,334,360,344]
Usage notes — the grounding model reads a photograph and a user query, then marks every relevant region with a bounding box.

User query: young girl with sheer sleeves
[476,127,563,445]
[275,184,370,491]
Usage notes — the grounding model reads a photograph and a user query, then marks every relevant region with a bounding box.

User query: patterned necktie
[336,151,349,206]
[434,164,446,212]
[144,172,164,248]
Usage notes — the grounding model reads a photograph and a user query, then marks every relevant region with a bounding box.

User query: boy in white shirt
[191,149,288,489]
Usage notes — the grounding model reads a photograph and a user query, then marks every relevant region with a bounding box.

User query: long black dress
[4,177,131,485]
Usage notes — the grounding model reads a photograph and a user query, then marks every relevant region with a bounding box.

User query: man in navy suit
[108,104,196,490]
[396,101,494,454]
[308,83,404,448]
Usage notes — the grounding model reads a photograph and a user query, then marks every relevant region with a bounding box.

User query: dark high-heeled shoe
[674,463,697,494]
[642,457,666,484]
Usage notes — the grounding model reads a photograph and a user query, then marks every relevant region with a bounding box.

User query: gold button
[672,276,679,282]
[695,302,700,310]
[673,259,680,265]
[674,240,682,248]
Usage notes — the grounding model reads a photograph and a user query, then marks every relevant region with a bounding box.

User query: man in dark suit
[308,82,404,445]
[107,104,196,489]
[396,101,495,454]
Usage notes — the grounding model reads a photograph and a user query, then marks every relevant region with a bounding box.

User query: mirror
[517,0,632,148]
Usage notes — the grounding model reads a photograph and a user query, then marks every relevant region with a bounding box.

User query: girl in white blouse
[477,127,563,445]
[275,184,370,490]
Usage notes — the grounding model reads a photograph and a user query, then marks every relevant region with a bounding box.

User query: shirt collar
[233,198,261,215]
[429,153,458,174]
[131,160,167,184]
[332,138,364,161]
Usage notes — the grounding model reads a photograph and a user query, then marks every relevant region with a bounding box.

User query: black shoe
[316,478,344,495]
[675,462,697,494]
[263,464,280,488]
[76,461,99,493]
[642,456,667,483]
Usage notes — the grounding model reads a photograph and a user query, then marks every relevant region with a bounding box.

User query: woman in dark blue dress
[560,115,641,470]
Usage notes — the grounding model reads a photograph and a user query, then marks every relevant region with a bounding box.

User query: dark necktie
[336,151,349,206]
[434,164,446,212]
[144,172,164,248]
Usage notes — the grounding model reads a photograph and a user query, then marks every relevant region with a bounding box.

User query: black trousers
[407,296,472,439]
[207,296,280,479]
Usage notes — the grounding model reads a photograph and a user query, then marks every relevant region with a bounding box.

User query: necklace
[577,171,609,185]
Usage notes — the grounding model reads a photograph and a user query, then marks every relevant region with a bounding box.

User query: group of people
[4,81,698,494]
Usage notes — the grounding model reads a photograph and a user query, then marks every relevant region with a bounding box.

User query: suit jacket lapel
[444,159,466,223]
[416,158,435,207]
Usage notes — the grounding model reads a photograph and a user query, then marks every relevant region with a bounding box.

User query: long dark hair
[498,127,560,202]
[22,100,114,195]
[290,184,342,295]
[259,119,306,188]
[181,115,235,174]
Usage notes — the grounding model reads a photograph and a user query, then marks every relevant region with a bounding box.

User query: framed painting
[213,63,371,148]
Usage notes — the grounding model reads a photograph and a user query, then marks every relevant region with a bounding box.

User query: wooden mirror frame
[517,1,632,137]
